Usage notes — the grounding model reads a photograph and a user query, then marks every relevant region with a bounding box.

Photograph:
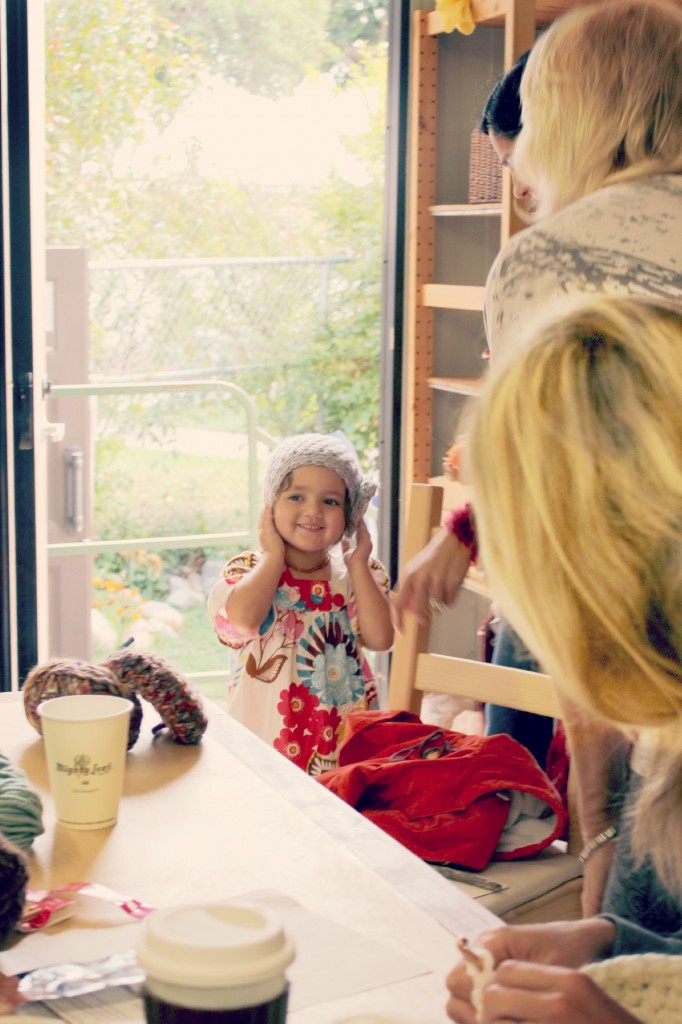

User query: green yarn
[0,751,44,851]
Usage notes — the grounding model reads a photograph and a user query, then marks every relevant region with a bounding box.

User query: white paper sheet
[7,891,432,1020]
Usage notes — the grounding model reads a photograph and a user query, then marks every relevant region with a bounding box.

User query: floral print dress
[211,549,388,775]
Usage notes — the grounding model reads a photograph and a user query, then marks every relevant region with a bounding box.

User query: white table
[0,693,498,1022]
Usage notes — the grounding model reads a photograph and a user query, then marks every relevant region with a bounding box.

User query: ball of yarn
[0,752,44,852]
[103,649,208,745]
[23,659,143,749]
[0,834,28,950]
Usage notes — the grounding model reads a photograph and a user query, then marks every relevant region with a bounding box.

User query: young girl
[208,433,393,775]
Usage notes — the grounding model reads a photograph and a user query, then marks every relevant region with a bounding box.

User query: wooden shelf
[430,203,501,217]
[428,376,482,396]
[428,474,471,509]
[422,284,485,311]
[427,0,575,33]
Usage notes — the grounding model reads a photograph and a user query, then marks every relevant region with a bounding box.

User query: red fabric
[443,504,478,565]
[318,709,567,871]
[545,720,570,839]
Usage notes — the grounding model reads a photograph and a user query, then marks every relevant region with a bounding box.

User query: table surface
[0,692,498,1023]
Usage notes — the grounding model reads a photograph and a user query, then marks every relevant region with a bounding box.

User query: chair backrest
[388,482,580,856]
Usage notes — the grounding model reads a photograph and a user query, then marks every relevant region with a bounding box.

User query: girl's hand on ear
[343,519,373,568]
[258,506,285,562]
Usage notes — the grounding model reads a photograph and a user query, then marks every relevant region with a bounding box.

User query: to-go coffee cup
[137,901,295,1023]
[38,693,131,830]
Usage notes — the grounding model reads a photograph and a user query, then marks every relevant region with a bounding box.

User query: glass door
[2,1,397,698]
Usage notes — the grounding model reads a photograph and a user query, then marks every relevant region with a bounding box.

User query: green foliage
[327,0,389,84]
[93,441,257,540]
[47,0,388,527]
[46,0,205,249]
[156,0,334,98]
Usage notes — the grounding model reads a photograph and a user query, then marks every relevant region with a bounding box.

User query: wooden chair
[388,483,583,923]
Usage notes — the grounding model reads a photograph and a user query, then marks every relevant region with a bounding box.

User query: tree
[156,0,333,97]
[46,0,205,249]
[46,0,388,471]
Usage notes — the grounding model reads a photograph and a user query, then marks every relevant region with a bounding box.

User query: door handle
[16,372,33,450]
[65,446,84,534]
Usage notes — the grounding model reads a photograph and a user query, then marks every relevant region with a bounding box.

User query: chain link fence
[88,256,350,383]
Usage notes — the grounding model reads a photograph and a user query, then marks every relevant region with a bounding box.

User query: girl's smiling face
[273,465,347,559]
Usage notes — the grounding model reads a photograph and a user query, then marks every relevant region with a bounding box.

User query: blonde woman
[446,296,682,1023]
[486,0,682,358]
[392,0,682,915]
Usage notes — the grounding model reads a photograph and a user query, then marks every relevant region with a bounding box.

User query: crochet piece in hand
[23,659,143,749]
[0,833,28,950]
[103,649,208,745]
[457,937,494,1023]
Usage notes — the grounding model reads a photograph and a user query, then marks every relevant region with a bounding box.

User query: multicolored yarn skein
[23,651,207,748]
[103,649,208,744]
[23,660,143,749]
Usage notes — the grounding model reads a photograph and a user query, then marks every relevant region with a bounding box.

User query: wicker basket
[468,128,502,204]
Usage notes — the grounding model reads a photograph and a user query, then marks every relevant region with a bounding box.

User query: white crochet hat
[263,433,377,532]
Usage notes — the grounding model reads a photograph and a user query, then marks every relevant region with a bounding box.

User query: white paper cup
[38,694,131,830]
[137,902,295,1023]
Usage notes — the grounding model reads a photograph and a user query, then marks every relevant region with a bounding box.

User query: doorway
[2,0,406,697]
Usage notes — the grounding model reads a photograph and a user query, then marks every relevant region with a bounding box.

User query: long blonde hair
[514,0,682,217]
[465,297,682,892]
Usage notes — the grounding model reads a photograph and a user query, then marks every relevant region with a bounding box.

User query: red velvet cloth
[318,709,567,870]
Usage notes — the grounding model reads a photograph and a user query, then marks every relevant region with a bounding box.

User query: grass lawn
[93,603,233,708]
[95,443,266,539]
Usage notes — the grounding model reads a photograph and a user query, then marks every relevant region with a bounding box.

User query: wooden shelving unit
[402,0,577,495]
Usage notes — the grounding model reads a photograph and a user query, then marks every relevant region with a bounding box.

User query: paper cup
[137,901,295,1022]
[38,693,131,830]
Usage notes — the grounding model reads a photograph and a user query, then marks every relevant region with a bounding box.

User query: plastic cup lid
[137,901,295,989]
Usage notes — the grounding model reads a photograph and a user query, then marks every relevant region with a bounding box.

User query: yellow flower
[436,0,476,35]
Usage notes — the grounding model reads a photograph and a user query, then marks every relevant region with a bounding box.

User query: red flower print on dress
[277,682,319,727]
[274,727,315,769]
[311,706,343,756]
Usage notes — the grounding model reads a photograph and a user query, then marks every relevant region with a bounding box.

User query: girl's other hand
[343,519,373,567]
[258,506,285,561]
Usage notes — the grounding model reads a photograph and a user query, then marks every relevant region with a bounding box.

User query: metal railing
[47,378,277,558]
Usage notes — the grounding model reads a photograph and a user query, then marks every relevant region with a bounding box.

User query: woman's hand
[391,528,472,631]
[446,920,617,1023]
[447,960,643,1024]
[0,973,24,1015]
[258,506,285,562]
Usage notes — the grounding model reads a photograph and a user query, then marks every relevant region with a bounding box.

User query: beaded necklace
[284,554,330,574]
